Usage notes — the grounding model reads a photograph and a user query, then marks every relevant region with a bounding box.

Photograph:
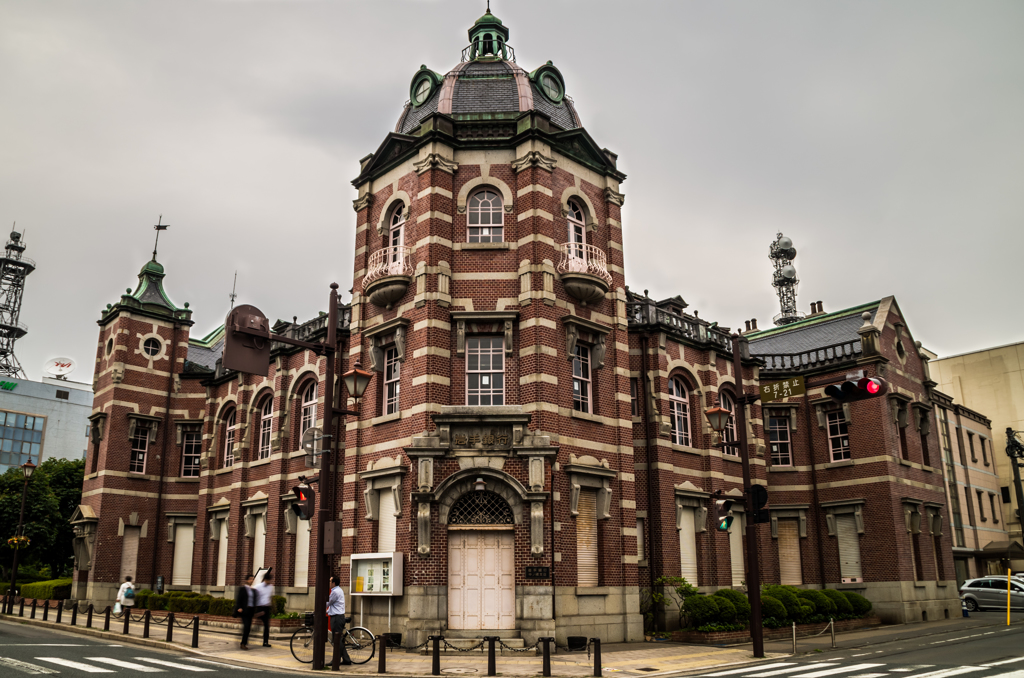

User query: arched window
[669,377,690,447]
[719,392,737,453]
[447,491,514,525]
[482,33,494,55]
[567,199,586,250]
[468,189,503,243]
[386,203,406,275]
[223,409,238,467]
[300,382,318,437]
[257,397,273,460]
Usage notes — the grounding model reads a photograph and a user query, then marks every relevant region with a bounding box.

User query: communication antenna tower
[769,232,803,326]
[0,227,35,377]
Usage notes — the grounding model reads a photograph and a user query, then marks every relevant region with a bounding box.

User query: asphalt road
[0,619,292,677]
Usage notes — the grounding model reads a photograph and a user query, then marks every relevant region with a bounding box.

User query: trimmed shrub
[272,595,286,615]
[764,585,803,620]
[800,604,814,619]
[760,594,787,621]
[684,595,721,627]
[147,594,169,611]
[133,589,154,609]
[714,597,738,623]
[21,578,73,600]
[796,589,836,615]
[208,598,235,617]
[712,589,751,621]
[842,591,872,616]
[821,589,854,615]
[168,594,212,614]
[167,591,203,598]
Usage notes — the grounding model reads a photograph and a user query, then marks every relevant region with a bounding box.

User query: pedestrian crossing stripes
[698,663,1024,678]
[0,655,260,674]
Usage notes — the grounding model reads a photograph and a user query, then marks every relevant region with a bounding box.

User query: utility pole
[1007,428,1024,542]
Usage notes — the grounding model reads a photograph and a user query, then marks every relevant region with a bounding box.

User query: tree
[0,460,79,580]
[35,459,85,577]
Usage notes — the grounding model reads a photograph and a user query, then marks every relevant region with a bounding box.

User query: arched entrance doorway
[447,490,516,630]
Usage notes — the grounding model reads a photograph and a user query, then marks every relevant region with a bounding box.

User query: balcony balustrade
[363,246,413,309]
[556,243,612,306]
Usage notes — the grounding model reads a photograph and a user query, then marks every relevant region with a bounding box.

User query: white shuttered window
[120,526,141,583]
[252,514,267,573]
[836,514,863,580]
[577,490,599,587]
[729,513,745,586]
[216,518,229,586]
[294,520,311,587]
[777,519,802,585]
[679,507,699,585]
[378,488,397,553]
[172,524,194,586]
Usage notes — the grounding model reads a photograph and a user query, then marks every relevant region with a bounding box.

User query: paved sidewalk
[0,610,774,676]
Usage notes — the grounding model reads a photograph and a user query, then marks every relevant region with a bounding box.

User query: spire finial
[487,0,490,12]
[152,215,169,261]
[229,271,238,309]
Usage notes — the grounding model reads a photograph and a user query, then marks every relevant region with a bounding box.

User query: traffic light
[714,499,734,531]
[825,377,888,403]
[751,484,770,524]
[291,484,316,521]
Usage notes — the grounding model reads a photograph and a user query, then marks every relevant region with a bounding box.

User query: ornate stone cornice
[511,151,556,173]
[413,153,459,175]
[352,193,373,212]
[604,187,625,207]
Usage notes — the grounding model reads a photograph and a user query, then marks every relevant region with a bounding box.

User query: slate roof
[747,301,879,356]
[186,338,222,371]
[397,87,440,135]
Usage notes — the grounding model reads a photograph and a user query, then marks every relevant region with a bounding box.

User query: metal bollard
[830,618,836,649]
[331,628,342,671]
[485,636,497,677]
[103,606,111,631]
[377,633,387,674]
[71,604,78,627]
[429,635,442,676]
[87,604,94,628]
[56,602,63,624]
[191,616,199,648]
[540,637,553,678]
[792,622,796,654]
[42,600,49,621]
[31,598,37,619]
[143,609,151,638]
[123,607,130,635]
[590,638,602,677]
[166,612,174,643]
[19,597,25,617]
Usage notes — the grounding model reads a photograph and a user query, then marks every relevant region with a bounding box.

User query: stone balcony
[363,245,413,309]
[556,243,612,306]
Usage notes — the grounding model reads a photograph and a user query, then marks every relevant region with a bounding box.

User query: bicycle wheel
[344,627,376,664]
[290,627,315,664]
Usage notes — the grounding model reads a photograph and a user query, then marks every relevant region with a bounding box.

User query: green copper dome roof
[474,10,503,25]
[141,259,165,275]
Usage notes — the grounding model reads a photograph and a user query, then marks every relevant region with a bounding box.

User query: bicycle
[289,612,376,664]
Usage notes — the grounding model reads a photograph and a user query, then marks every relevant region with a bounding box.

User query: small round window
[541,74,562,102]
[105,338,113,357]
[143,338,162,357]
[413,78,432,106]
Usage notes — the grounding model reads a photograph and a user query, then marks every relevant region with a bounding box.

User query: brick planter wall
[670,616,882,644]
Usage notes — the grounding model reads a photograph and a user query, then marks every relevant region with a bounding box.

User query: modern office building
[0,374,91,474]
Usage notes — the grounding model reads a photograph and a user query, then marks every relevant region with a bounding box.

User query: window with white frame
[181,431,202,477]
[669,377,690,446]
[388,203,405,250]
[300,382,318,436]
[223,410,238,467]
[720,392,737,453]
[567,199,586,254]
[827,411,850,461]
[257,397,273,460]
[468,189,503,243]
[572,345,592,413]
[129,425,149,474]
[467,336,504,406]
[384,346,401,415]
[768,415,792,466]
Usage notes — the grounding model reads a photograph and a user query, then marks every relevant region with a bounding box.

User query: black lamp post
[5,460,36,614]
[703,334,764,659]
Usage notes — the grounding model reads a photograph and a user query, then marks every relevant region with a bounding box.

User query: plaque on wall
[451,425,514,451]
[525,566,550,579]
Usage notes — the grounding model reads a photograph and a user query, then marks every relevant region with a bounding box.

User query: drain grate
[635,668,659,672]
[442,669,479,675]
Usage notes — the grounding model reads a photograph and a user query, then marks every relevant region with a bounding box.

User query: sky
[2,0,1022,381]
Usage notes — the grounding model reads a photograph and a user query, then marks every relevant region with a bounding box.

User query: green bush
[168,594,212,614]
[796,589,836,615]
[695,622,746,632]
[712,589,751,621]
[764,585,803,620]
[684,595,721,627]
[208,598,235,617]
[272,595,286,615]
[714,597,738,623]
[842,591,872,616]
[134,589,155,609]
[760,594,788,621]
[167,590,203,598]
[800,604,814,620]
[147,594,169,611]
[821,589,854,615]
[21,578,73,600]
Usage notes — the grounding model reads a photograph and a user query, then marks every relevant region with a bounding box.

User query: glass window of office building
[0,411,44,473]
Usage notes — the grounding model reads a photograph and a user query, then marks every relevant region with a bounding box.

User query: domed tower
[348,9,638,646]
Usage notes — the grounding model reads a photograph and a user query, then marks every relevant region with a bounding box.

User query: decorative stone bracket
[117,512,148,538]
[763,404,798,432]
[823,499,865,535]
[813,399,851,428]
[902,499,923,534]
[175,420,204,445]
[604,187,625,207]
[242,492,269,538]
[913,403,932,435]
[413,153,459,175]
[562,315,610,369]
[769,505,809,538]
[511,151,556,173]
[366,318,410,373]
[453,311,518,358]
[207,500,231,540]
[166,513,198,542]
[925,503,943,536]
[565,454,615,519]
[127,413,162,443]
[88,413,107,445]
[360,456,407,520]
[674,481,710,534]
[70,505,98,571]
[888,393,913,428]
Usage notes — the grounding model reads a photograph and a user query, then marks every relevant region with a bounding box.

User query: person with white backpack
[115,576,136,613]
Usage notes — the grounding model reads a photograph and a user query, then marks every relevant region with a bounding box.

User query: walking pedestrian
[254,572,274,648]
[234,575,255,650]
[328,575,352,665]
[115,576,136,614]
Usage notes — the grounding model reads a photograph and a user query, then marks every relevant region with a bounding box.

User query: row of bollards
[418,635,601,678]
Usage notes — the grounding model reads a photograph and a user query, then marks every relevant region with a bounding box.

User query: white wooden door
[294,520,311,588]
[777,519,802,585]
[448,530,515,630]
[216,518,229,586]
[678,507,699,585]
[836,515,863,580]
[120,527,140,583]
[252,514,267,573]
[729,514,745,586]
[378,489,397,553]
[172,524,194,586]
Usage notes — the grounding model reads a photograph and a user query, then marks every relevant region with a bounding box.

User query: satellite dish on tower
[781,265,797,280]
[777,236,793,250]
[45,357,76,379]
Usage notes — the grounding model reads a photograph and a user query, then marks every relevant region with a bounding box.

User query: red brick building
[72,10,959,642]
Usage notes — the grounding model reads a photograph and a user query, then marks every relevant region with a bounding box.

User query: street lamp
[703,334,765,659]
[5,460,36,614]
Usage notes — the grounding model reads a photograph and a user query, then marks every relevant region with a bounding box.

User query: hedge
[764,585,804,621]
[209,598,236,617]
[712,589,751,621]
[714,597,738,623]
[168,595,212,614]
[820,589,854,615]
[842,591,872,616]
[683,595,721,626]
[797,589,836,615]
[21,578,73,600]
[760,594,787,620]
[272,595,286,615]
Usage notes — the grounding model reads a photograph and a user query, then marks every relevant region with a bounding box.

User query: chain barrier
[173,615,196,629]
[441,638,487,653]
[131,613,147,622]
[406,638,432,651]
[497,639,540,653]
[111,608,126,619]
[809,619,834,638]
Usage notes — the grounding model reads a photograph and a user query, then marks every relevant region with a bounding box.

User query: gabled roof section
[747,299,882,355]
[98,258,193,327]
[352,132,420,186]
[551,128,624,179]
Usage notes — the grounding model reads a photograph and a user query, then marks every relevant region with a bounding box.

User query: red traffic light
[291,484,316,521]
[863,378,882,395]
[825,377,888,403]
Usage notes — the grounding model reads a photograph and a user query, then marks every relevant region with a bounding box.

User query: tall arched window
[468,189,503,243]
[669,377,690,447]
[719,392,737,453]
[223,409,238,467]
[567,199,586,252]
[386,203,406,275]
[257,397,273,460]
[300,382,318,437]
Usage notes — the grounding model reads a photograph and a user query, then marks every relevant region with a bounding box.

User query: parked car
[960,576,1024,611]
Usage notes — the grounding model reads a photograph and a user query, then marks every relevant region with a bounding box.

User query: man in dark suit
[234,574,255,649]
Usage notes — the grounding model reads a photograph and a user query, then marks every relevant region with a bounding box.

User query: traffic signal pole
[731,333,764,659]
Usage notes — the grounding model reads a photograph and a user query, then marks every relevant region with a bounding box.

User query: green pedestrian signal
[715,499,734,531]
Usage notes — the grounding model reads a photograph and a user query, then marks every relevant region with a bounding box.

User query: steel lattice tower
[770,232,803,326]
[0,231,34,377]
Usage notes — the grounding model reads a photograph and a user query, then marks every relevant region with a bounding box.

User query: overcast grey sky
[2,0,1022,380]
